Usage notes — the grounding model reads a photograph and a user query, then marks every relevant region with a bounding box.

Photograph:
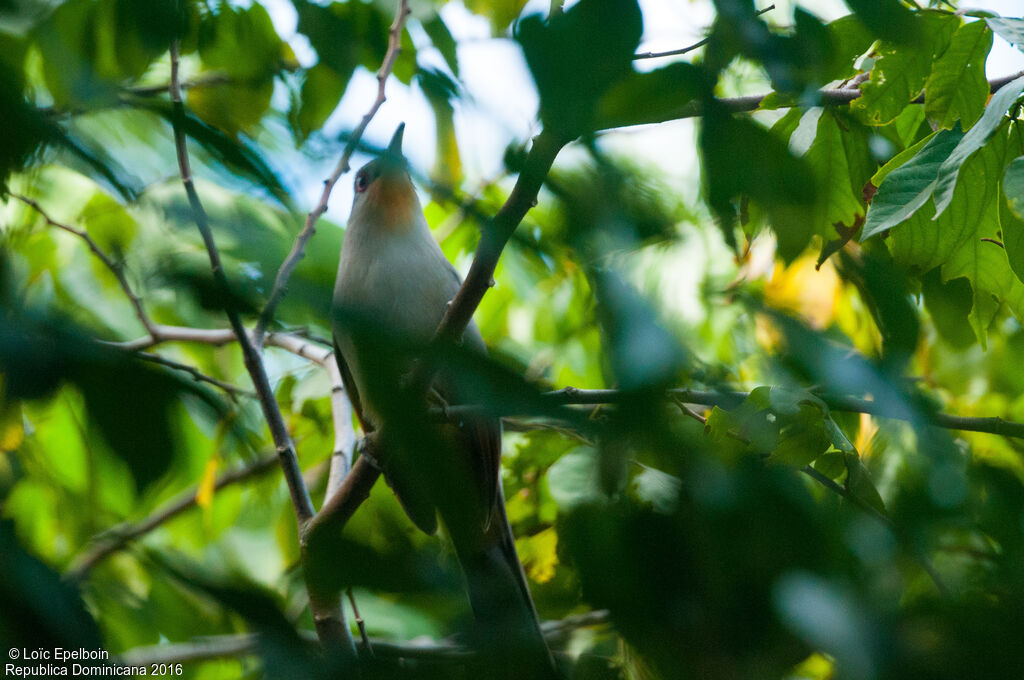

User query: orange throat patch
[366,175,418,232]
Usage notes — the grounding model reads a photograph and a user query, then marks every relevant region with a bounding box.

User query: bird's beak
[386,123,406,160]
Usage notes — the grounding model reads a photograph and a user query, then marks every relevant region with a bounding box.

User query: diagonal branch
[441,387,1024,440]
[169,40,354,655]
[116,610,611,666]
[134,352,253,400]
[307,130,570,543]
[667,394,946,593]
[253,0,412,346]
[600,69,1024,130]
[632,4,776,60]
[406,129,569,397]
[169,41,314,525]
[64,454,279,581]
[12,193,157,337]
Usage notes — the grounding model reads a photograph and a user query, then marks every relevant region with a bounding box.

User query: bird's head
[349,123,420,232]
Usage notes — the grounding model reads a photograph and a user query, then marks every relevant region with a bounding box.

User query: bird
[331,124,559,678]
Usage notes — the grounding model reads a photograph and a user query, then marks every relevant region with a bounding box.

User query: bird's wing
[434,319,503,530]
[435,261,504,528]
[332,332,371,433]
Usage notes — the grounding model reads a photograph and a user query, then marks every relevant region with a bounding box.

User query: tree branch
[598,70,1024,131]
[530,387,1024,440]
[302,451,382,556]
[253,0,411,345]
[116,610,611,666]
[134,352,253,400]
[304,130,571,545]
[669,393,947,593]
[64,454,279,581]
[169,42,314,525]
[632,4,775,60]
[406,129,569,396]
[168,40,357,655]
[12,193,157,337]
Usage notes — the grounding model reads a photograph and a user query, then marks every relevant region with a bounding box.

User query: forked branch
[253,0,412,345]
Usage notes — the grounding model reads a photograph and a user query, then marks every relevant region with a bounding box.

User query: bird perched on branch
[332,124,558,678]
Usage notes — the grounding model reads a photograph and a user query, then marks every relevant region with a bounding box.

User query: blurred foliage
[2,0,1024,679]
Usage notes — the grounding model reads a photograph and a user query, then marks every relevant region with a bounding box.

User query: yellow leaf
[196,455,220,510]
[516,526,559,584]
[854,412,878,460]
[1,420,24,451]
[764,253,841,329]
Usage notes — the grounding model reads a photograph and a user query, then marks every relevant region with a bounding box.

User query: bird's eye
[355,173,369,193]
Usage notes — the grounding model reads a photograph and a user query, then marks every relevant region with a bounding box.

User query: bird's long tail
[452,489,560,679]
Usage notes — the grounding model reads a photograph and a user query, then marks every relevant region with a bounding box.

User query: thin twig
[128,73,232,98]
[169,41,315,525]
[346,588,374,658]
[117,610,611,666]
[599,70,1024,130]
[538,387,1024,440]
[677,393,946,593]
[64,454,279,581]
[632,4,776,60]
[169,40,356,654]
[325,358,357,497]
[12,193,157,336]
[799,465,891,527]
[112,324,358,497]
[800,465,951,593]
[253,0,412,345]
[135,352,253,400]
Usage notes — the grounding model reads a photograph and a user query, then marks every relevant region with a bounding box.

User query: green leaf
[1005,156,1024,221]
[890,122,1024,346]
[1000,154,1024,285]
[595,62,703,130]
[547,447,607,509]
[869,128,936,187]
[986,17,1024,53]
[293,0,387,91]
[0,519,104,654]
[464,0,529,34]
[33,0,178,108]
[813,451,847,480]
[197,2,283,81]
[0,314,226,491]
[843,0,920,45]
[137,98,293,208]
[823,417,856,455]
[517,0,643,137]
[933,75,1024,217]
[861,127,963,241]
[704,107,815,252]
[769,403,831,468]
[423,14,459,77]
[824,14,875,82]
[78,193,138,255]
[924,21,992,130]
[1001,190,1024,286]
[921,269,976,348]
[852,11,959,126]
[187,78,274,136]
[844,453,886,515]
[631,466,680,514]
[708,2,834,94]
[419,69,462,187]
[797,109,870,241]
[294,63,345,142]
